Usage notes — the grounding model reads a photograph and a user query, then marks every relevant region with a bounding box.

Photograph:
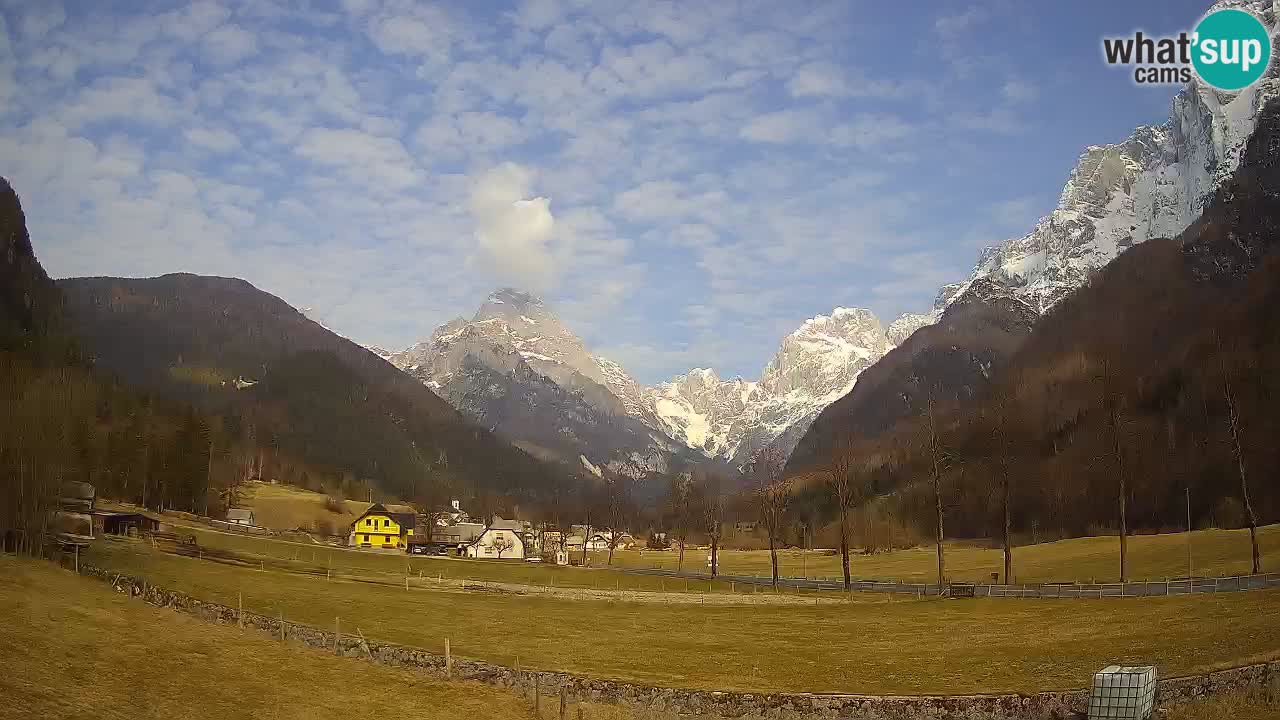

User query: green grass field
[78,534,1280,696]
[0,554,536,720]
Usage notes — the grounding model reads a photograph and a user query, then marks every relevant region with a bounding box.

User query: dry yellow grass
[154,509,1279,597]
[81,536,1280,696]
[0,554,536,720]
[603,524,1280,583]
[238,481,366,532]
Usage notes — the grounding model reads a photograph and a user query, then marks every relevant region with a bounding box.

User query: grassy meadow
[77,534,1280,696]
[0,554,536,720]
[601,524,1280,583]
[154,506,1278,595]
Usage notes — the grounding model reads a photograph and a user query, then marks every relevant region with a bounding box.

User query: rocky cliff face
[787,0,1280,470]
[385,289,704,476]
[646,307,907,466]
[939,3,1279,315]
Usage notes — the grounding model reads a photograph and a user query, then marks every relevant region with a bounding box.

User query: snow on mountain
[384,289,688,471]
[885,312,934,346]
[384,3,1277,472]
[651,1,1280,467]
[646,307,898,466]
[938,0,1279,314]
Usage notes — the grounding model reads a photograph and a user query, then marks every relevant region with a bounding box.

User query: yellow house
[348,503,416,550]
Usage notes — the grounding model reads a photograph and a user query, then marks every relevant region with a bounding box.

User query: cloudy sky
[1,0,1211,383]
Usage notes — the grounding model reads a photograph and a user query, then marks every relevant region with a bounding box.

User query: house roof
[488,517,523,531]
[226,508,254,521]
[351,502,416,530]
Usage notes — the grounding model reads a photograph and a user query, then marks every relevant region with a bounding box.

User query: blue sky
[0,0,1216,383]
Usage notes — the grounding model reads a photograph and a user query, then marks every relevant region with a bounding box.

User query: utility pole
[1186,487,1193,579]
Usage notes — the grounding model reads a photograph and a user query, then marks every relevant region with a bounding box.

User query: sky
[0,0,1217,384]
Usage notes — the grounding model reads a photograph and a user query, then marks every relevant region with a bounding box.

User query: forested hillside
[54,272,579,514]
[1,177,584,552]
[789,101,1280,546]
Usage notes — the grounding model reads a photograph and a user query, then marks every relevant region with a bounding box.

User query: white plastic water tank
[1088,665,1157,720]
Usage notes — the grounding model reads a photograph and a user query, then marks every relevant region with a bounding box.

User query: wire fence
[622,567,1280,599]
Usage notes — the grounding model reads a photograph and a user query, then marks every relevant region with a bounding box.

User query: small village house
[226,508,255,526]
[348,503,416,550]
[466,518,526,559]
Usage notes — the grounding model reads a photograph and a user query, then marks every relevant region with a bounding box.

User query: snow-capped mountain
[645,307,922,466]
[386,0,1278,474]
[938,0,1278,315]
[648,0,1280,467]
[385,289,703,477]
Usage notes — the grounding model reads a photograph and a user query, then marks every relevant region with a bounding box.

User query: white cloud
[0,0,1043,381]
[185,126,242,152]
[61,76,183,128]
[1001,78,1038,103]
[469,163,557,290]
[415,111,525,160]
[934,7,983,43]
[18,1,66,41]
[739,109,817,144]
[160,0,232,42]
[203,24,258,66]
[786,62,904,99]
[831,113,916,149]
[294,128,421,190]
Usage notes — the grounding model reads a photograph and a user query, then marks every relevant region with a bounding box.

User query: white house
[226,508,255,526]
[466,518,526,559]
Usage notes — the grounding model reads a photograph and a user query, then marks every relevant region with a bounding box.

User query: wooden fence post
[445,638,452,679]
[238,592,244,629]
[534,674,541,714]
[334,616,341,654]
[559,686,567,720]
[280,610,285,641]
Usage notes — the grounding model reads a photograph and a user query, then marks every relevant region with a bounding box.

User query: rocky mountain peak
[647,304,920,466]
[936,9,1279,316]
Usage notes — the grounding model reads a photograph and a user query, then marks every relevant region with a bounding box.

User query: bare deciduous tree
[923,397,950,588]
[1217,336,1262,574]
[1097,358,1130,582]
[666,472,693,573]
[827,430,860,590]
[751,446,792,589]
[492,534,512,559]
[696,470,725,578]
[987,383,1025,584]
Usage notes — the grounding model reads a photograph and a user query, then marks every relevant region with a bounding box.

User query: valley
[4,1,1280,719]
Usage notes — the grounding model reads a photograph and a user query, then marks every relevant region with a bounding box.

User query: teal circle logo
[1191,9,1272,91]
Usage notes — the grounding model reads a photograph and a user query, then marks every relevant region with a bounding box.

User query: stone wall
[80,564,1277,720]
